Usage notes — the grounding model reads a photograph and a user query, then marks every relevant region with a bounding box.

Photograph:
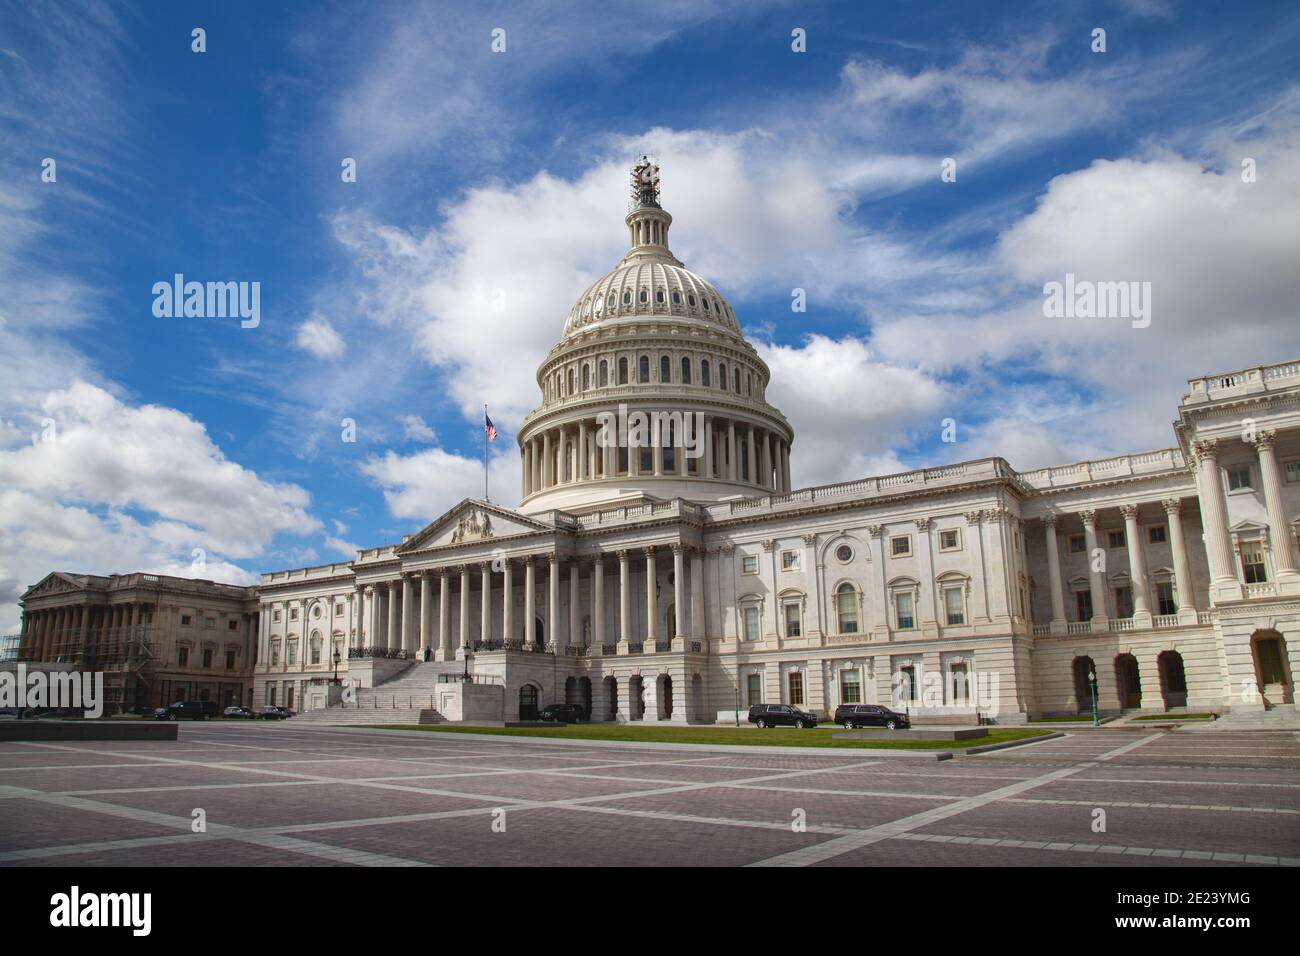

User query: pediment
[23,572,87,599]
[396,499,556,554]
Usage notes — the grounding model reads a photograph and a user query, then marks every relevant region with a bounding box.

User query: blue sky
[2,0,1299,629]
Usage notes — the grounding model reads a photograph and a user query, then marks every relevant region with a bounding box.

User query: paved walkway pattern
[1,725,1297,866]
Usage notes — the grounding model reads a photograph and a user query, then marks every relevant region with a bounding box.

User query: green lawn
[1029,715,1116,723]
[358,722,1053,750]
[1132,712,1217,721]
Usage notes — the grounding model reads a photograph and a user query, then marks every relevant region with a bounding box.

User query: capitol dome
[517,158,794,515]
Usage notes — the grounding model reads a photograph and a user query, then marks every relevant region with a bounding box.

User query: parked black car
[747,703,818,728]
[222,706,254,719]
[834,704,910,730]
[537,703,586,723]
[254,706,292,720]
[157,700,217,721]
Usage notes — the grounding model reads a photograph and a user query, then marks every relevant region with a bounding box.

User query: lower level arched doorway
[628,675,645,720]
[519,683,539,721]
[1158,650,1187,709]
[1072,656,1096,713]
[604,676,617,721]
[1115,654,1141,709]
[578,677,592,720]
[658,673,673,720]
[1251,630,1293,703]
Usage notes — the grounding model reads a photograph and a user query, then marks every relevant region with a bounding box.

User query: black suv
[748,704,818,728]
[834,704,910,730]
[537,703,586,723]
[157,700,217,721]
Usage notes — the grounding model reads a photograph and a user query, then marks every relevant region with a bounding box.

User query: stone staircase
[1210,703,1299,730]
[292,661,466,726]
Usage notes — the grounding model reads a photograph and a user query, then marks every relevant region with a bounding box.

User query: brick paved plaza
[1,725,1297,867]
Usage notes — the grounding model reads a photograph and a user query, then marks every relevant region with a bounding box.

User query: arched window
[734,368,741,392]
[703,298,710,311]
[608,294,616,310]
[701,360,710,387]
[581,364,590,390]
[638,356,650,383]
[599,359,608,387]
[639,289,647,303]
[746,372,752,396]
[568,368,575,394]
[672,291,681,305]
[836,583,859,634]
[688,294,696,307]
[619,357,628,384]
[655,289,664,304]
[718,362,727,390]
[622,291,631,304]
[681,357,691,384]
[660,355,670,382]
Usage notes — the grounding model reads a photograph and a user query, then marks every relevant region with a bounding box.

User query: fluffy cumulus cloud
[294,311,346,359]
[361,447,518,522]
[0,382,322,628]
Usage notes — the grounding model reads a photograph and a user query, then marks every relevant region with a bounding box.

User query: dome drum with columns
[518,159,795,514]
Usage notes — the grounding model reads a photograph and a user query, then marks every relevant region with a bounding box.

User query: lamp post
[734,678,740,727]
[1089,668,1099,727]
[462,648,473,683]
[332,647,341,685]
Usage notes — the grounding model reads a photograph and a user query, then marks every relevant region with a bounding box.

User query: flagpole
[483,403,490,503]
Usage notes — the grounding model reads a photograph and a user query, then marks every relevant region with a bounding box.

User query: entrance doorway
[519,684,539,720]
[1072,656,1096,713]
[1115,654,1141,709]
[1251,630,1293,704]
[1158,651,1187,709]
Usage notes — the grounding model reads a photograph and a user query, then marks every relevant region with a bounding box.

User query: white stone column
[618,550,631,650]
[672,545,686,647]
[652,418,663,476]
[1120,504,1152,623]
[782,441,792,492]
[1254,430,1299,584]
[458,565,470,651]
[502,559,514,645]
[593,556,606,649]
[542,432,552,487]
[524,443,532,496]
[401,574,414,652]
[419,573,433,655]
[549,555,562,652]
[644,547,657,645]
[1162,498,1197,621]
[578,418,588,482]
[1080,510,1108,628]
[1043,513,1067,630]
[727,420,737,481]
[524,557,537,648]
[1192,439,1241,600]
[690,550,704,642]
[570,559,582,648]
[480,562,491,645]
[704,416,714,479]
[439,572,452,660]
[746,426,758,485]
[386,582,399,649]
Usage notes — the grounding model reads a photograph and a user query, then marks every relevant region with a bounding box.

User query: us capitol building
[14,162,1300,725]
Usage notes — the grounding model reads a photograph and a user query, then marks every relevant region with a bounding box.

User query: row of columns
[1193,433,1298,597]
[350,547,706,660]
[19,602,151,663]
[1041,500,1197,629]
[521,414,791,496]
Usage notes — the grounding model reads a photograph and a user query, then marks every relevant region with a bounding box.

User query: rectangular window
[780,550,800,571]
[894,592,915,630]
[1227,467,1252,491]
[202,648,213,668]
[788,671,804,706]
[840,668,861,704]
[1115,586,1133,619]
[180,614,192,626]
[270,643,280,666]
[939,529,960,551]
[943,587,965,626]
[335,603,345,616]
[1156,581,1177,616]
[741,555,758,574]
[268,686,277,706]
[1069,534,1086,553]
[743,606,760,641]
[287,642,298,666]
[1241,542,1268,584]
[273,609,281,622]
[1075,590,1093,621]
[890,535,911,557]
[1285,460,1300,483]
[178,647,189,667]
[225,650,236,670]
[289,608,299,621]
[746,673,763,706]
[227,619,239,630]
[783,603,802,638]
[1107,530,1126,549]
[1148,525,1167,544]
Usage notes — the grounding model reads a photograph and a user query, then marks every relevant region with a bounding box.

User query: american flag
[484,413,497,441]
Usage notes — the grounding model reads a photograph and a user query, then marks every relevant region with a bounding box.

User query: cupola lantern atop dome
[624,156,673,259]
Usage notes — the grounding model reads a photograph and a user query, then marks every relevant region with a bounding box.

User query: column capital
[760,539,775,552]
[616,549,630,561]
[985,509,1005,525]
[670,543,686,555]
[866,524,884,538]
[965,509,984,526]
[1250,428,1277,450]
[720,543,736,554]
[1161,497,1182,515]
[1078,509,1097,527]
[1041,510,1058,527]
[1118,503,1140,520]
[1191,438,1220,462]
[642,546,656,559]
[801,532,818,546]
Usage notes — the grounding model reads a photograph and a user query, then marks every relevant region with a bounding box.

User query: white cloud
[294,311,346,359]
[399,414,436,443]
[361,446,517,522]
